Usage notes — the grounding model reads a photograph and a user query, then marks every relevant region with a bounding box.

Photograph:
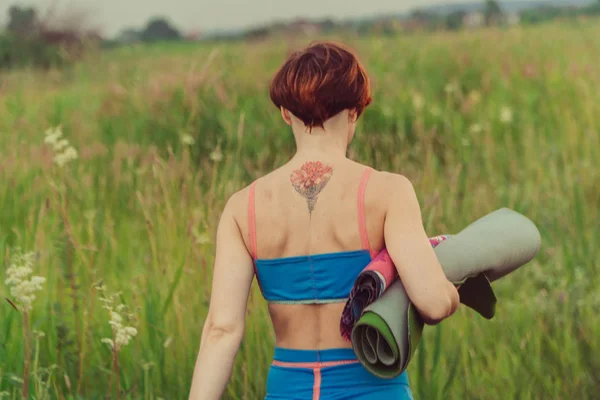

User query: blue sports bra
[247,168,377,304]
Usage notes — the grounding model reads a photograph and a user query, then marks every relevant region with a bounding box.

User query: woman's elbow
[204,320,244,342]
[417,283,460,325]
[419,305,448,325]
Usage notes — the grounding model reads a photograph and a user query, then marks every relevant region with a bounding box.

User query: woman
[189,41,460,400]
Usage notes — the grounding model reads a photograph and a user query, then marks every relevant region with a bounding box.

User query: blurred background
[0,1,598,399]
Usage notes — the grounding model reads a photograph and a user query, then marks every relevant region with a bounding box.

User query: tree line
[0,5,186,69]
[1,1,599,70]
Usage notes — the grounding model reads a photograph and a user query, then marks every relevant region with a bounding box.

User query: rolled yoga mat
[349,208,542,379]
[340,235,451,341]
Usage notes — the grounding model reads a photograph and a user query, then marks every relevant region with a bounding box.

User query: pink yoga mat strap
[357,167,373,255]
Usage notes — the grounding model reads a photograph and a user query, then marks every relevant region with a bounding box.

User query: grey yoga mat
[351,208,542,378]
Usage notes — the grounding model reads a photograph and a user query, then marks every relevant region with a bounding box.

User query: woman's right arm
[382,174,459,325]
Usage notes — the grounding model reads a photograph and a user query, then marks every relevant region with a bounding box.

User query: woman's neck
[291,126,349,161]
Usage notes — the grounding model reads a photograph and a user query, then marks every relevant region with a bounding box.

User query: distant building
[116,29,141,44]
[401,16,429,33]
[285,18,322,36]
[371,18,403,35]
[185,30,203,41]
[463,11,485,28]
[506,12,521,26]
[462,10,520,29]
[245,18,323,40]
[244,25,271,41]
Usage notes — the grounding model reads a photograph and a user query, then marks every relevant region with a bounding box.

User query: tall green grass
[1,20,599,399]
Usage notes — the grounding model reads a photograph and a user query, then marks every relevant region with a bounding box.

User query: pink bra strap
[248,181,258,260]
[357,168,373,255]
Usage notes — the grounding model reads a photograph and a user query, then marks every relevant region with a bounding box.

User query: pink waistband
[272,359,359,369]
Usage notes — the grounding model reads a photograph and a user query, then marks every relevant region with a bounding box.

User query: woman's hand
[188,193,255,400]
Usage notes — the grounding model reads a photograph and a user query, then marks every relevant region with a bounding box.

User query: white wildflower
[412,93,424,111]
[142,361,155,371]
[469,90,482,104]
[53,147,78,167]
[500,106,513,124]
[209,146,223,162]
[109,311,123,326]
[63,146,78,160]
[44,126,78,167]
[444,82,459,94]
[163,336,173,348]
[100,288,138,351]
[5,250,45,312]
[197,233,210,244]
[53,139,70,152]
[53,153,68,167]
[33,330,45,338]
[118,326,137,345]
[124,326,137,336]
[193,227,210,245]
[181,133,195,146]
[44,126,63,146]
[469,123,483,134]
[116,321,137,349]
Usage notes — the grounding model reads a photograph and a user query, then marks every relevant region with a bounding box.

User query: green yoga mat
[351,208,542,378]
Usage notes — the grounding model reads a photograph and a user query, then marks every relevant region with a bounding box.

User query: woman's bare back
[238,157,389,349]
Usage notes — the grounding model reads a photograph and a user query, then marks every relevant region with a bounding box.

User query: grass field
[0,19,599,399]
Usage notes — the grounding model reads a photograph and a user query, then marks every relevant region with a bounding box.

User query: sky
[0,0,479,38]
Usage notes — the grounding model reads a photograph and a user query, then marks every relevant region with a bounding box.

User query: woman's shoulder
[368,168,414,190]
[221,172,279,221]
[365,168,418,213]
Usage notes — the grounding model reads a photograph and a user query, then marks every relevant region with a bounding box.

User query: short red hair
[269,41,372,130]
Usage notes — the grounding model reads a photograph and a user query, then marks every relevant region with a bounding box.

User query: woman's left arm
[188,193,255,400]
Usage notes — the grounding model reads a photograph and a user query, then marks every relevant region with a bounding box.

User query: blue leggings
[265,348,414,400]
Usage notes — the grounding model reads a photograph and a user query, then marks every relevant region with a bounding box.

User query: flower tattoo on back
[290,161,334,215]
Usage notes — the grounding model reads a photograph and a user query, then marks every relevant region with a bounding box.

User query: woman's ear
[280,107,292,126]
[348,108,358,123]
